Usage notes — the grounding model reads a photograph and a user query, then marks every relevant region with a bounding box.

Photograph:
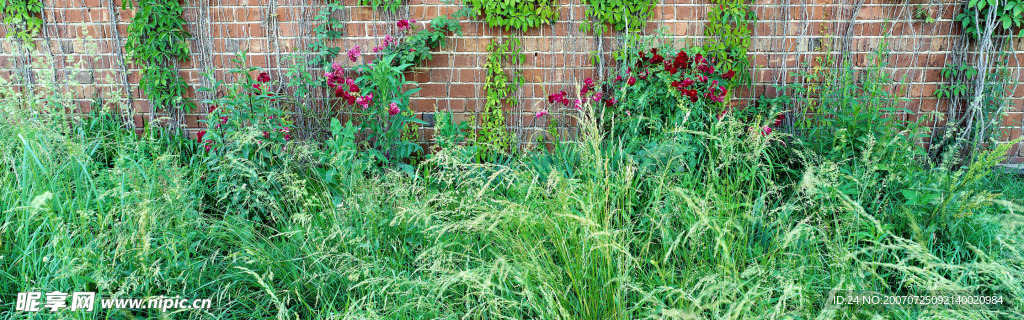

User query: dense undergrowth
[1,38,1023,320]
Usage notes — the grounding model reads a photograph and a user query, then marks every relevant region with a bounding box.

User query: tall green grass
[1,98,1021,319]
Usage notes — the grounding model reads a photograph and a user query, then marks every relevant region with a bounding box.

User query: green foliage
[3,19,1024,320]
[360,0,402,13]
[475,38,523,163]
[194,52,295,221]
[580,0,658,34]
[0,0,43,47]
[934,56,1012,155]
[464,0,559,31]
[309,2,347,69]
[125,0,194,112]
[792,42,921,161]
[434,110,473,151]
[352,54,428,171]
[934,64,978,100]
[381,12,466,70]
[704,0,755,87]
[603,34,738,154]
[957,0,1024,38]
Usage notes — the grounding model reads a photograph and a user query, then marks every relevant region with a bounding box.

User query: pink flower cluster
[544,77,615,114]
[325,62,373,108]
[372,20,417,53]
[347,46,361,62]
[623,48,734,105]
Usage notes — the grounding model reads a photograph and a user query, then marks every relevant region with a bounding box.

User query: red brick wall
[2,0,1023,161]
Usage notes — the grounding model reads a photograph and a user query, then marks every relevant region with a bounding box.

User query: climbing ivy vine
[580,0,658,35]
[475,38,524,162]
[125,0,194,112]
[309,2,347,69]
[703,0,755,87]
[359,0,402,13]
[0,0,43,47]
[957,0,1024,38]
[464,0,559,31]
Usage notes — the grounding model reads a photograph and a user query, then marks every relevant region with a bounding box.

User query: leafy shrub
[599,35,741,152]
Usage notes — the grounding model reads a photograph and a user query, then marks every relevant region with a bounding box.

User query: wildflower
[347,46,361,62]
[627,76,636,85]
[573,99,582,110]
[397,19,411,30]
[284,134,292,141]
[606,97,616,107]
[208,105,217,113]
[384,35,394,46]
[263,131,270,139]
[615,75,622,82]
[698,63,715,74]
[674,51,689,69]
[762,126,772,136]
[252,83,261,91]
[204,143,212,152]
[774,114,785,127]
[694,53,705,65]
[717,109,727,120]
[257,72,270,83]
[548,91,570,105]
[592,91,603,102]
[681,78,694,88]
[349,84,359,93]
[373,45,383,53]
[220,116,228,125]
[356,93,373,109]
[389,102,400,116]
[722,70,736,80]
[649,48,664,64]
[638,72,648,80]
[346,78,355,86]
[626,110,631,116]
[196,130,206,142]
[686,89,699,103]
[535,109,549,118]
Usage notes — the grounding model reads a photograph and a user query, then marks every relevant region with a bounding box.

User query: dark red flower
[627,76,636,85]
[208,105,218,113]
[722,70,736,80]
[257,72,270,83]
[197,130,206,142]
